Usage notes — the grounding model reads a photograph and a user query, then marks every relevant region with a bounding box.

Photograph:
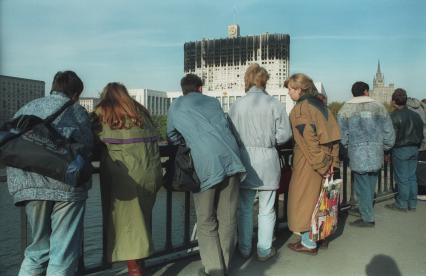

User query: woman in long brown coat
[285,73,340,254]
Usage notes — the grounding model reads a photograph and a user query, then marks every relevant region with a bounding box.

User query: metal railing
[0,146,396,274]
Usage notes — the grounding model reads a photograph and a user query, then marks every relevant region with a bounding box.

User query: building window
[229,96,235,107]
[222,97,229,112]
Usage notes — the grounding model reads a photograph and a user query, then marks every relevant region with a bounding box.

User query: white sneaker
[417,195,426,201]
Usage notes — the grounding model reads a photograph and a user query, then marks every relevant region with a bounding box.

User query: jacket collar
[50,91,71,99]
[247,86,266,94]
[297,94,315,103]
[346,96,376,104]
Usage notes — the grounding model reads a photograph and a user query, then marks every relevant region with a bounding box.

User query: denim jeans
[238,189,276,257]
[392,146,418,209]
[192,175,239,276]
[18,200,85,276]
[353,171,378,222]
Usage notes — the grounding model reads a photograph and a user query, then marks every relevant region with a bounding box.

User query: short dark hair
[51,71,84,99]
[392,88,407,106]
[351,81,369,97]
[180,74,203,95]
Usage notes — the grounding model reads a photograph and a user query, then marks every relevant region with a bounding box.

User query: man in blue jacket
[167,74,246,276]
[338,81,395,227]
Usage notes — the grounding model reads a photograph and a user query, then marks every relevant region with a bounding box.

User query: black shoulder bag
[0,101,92,187]
[163,139,200,193]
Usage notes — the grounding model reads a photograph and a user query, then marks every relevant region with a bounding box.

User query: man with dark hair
[351,81,370,97]
[7,70,92,275]
[337,81,395,227]
[180,74,204,95]
[385,89,424,211]
[167,74,246,276]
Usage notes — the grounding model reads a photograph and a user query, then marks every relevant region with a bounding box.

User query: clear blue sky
[1,0,425,102]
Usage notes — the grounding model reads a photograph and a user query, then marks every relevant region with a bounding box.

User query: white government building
[125,25,325,116]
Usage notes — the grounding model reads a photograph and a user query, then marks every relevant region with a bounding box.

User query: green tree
[152,115,168,142]
[328,101,344,117]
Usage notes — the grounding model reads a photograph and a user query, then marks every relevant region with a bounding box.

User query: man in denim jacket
[7,71,93,275]
[338,81,395,227]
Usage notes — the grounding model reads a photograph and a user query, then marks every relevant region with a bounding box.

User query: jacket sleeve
[337,112,348,148]
[275,104,292,145]
[166,103,182,145]
[293,105,332,176]
[72,105,94,158]
[383,111,396,151]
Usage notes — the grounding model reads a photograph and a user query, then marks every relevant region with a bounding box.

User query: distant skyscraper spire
[373,59,384,88]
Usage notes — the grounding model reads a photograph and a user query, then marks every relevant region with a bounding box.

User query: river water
[0,171,197,276]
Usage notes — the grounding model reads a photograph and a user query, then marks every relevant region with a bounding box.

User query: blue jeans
[238,189,276,257]
[19,200,85,276]
[353,171,378,222]
[392,146,418,209]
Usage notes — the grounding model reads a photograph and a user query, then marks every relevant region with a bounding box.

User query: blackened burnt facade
[184,26,290,91]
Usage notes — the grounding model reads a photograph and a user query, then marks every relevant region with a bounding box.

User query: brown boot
[127,260,143,276]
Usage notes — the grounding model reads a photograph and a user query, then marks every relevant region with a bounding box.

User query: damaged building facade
[184,25,290,91]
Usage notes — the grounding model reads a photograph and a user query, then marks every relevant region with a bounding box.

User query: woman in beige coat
[285,73,340,254]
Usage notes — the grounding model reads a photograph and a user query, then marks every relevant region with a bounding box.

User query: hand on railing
[384,154,391,164]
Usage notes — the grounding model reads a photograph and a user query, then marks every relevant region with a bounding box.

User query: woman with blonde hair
[92,82,162,275]
[229,63,292,261]
[285,73,340,254]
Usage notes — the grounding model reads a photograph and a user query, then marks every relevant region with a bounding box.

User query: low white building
[128,89,170,116]
[79,97,100,113]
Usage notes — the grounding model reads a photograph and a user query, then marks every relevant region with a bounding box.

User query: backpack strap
[44,100,75,124]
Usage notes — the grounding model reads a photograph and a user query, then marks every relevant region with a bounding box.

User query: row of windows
[146,96,171,115]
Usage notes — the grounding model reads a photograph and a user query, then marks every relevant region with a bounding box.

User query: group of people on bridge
[5,65,425,276]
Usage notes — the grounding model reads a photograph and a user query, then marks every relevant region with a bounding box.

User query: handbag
[0,100,92,187]
[163,140,200,193]
[277,149,292,194]
[309,175,342,241]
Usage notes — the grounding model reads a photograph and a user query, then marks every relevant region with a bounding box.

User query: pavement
[91,200,426,276]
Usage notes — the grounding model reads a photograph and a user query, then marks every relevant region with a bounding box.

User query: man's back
[167,92,245,192]
[391,107,424,148]
[338,96,395,173]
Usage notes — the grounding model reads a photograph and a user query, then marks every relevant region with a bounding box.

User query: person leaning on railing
[7,71,93,275]
[167,74,246,276]
[285,73,341,255]
[91,83,163,276]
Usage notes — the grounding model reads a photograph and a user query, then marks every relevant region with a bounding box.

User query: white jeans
[238,189,276,257]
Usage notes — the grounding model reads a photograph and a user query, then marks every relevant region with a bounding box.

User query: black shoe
[318,239,329,249]
[348,207,361,217]
[385,203,407,212]
[238,249,251,260]
[257,247,277,261]
[408,207,416,212]
[349,218,375,227]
